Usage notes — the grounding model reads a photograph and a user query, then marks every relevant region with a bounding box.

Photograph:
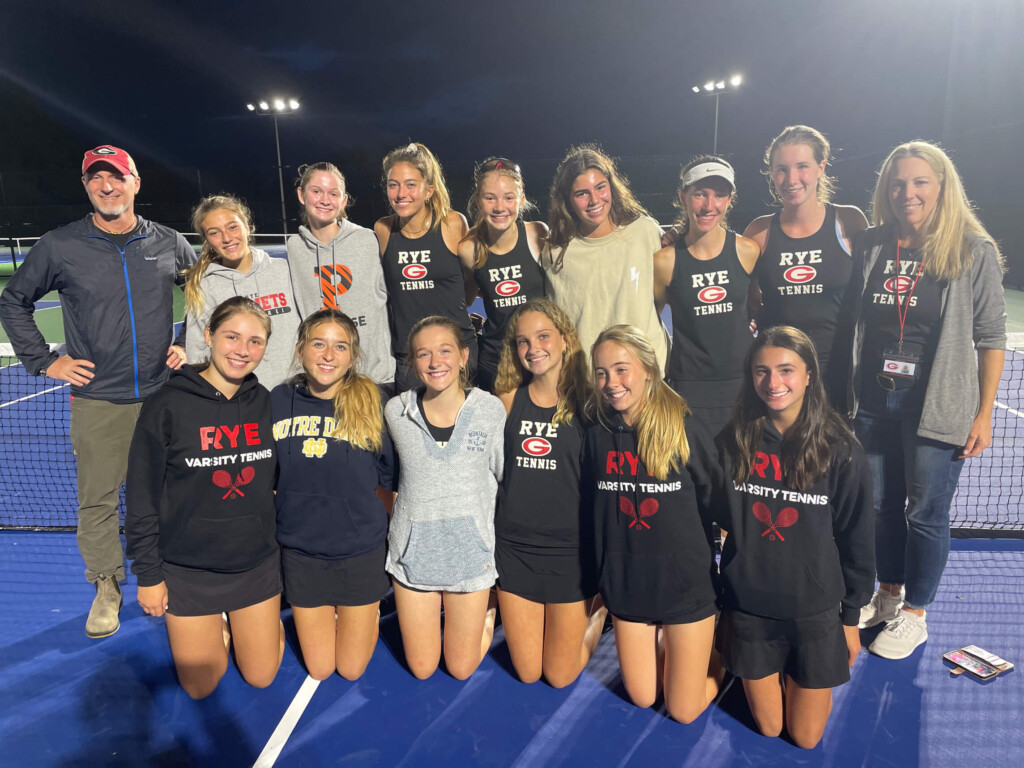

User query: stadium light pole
[246,98,300,237]
[691,75,742,155]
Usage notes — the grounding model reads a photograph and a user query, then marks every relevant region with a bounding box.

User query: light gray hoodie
[287,220,396,384]
[385,387,505,592]
[184,247,300,389]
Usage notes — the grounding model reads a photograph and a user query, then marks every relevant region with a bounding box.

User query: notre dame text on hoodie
[125,365,278,587]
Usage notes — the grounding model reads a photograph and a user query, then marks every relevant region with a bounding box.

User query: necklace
[93,214,137,235]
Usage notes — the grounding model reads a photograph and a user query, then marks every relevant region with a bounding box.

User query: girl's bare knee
[543,663,581,689]
[667,697,709,725]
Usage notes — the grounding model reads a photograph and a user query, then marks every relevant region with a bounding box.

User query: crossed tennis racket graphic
[752,501,798,541]
[619,496,659,529]
[212,467,255,499]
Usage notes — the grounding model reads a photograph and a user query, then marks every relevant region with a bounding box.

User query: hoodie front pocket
[185,514,264,566]
[401,517,492,588]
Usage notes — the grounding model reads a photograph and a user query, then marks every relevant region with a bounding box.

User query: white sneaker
[869,609,928,660]
[859,586,904,629]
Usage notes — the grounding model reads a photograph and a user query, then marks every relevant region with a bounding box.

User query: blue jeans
[854,385,964,609]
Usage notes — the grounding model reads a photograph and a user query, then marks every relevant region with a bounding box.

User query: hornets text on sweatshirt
[287,221,396,384]
[184,247,301,389]
[716,421,874,626]
[384,387,505,592]
[271,382,397,559]
[125,365,278,587]
[582,410,719,623]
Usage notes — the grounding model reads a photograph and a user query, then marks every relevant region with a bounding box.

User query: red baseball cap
[82,145,138,177]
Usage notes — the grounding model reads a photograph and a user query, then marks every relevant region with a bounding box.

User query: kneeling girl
[272,309,396,680]
[585,325,720,723]
[385,315,506,679]
[716,325,873,749]
[127,297,283,699]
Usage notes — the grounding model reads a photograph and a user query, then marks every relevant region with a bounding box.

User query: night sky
[1,0,1021,274]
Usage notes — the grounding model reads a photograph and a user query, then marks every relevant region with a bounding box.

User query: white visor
[681,161,735,190]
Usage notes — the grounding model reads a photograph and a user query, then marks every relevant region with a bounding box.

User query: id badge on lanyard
[876,241,926,392]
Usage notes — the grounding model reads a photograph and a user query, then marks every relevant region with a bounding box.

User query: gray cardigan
[849,227,1006,445]
[384,387,505,592]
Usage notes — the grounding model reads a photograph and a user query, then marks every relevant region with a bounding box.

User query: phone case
[943,650,1000,680]
[961,645,1014,674]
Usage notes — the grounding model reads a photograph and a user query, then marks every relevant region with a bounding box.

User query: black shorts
[717,607,851,689]
[495,540,596,604]
[163,550,282,618]
[282,544,390,608]
[667,378,742,437]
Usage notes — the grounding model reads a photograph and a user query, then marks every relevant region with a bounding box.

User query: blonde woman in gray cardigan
[385,315,506,680]
[849,141,1005,661]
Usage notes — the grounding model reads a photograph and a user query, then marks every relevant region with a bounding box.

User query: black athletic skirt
[163,550,282,618]
[717,606,851,689]
[495,539,596,604]
[283,544,390,608]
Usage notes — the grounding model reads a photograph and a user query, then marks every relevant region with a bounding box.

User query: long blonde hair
[545,145,649,271]
[294,310,383,453]
[586,325,690,480]
[870,140,1003,282]
[464,158,537,269]
[382,142,452,232]
[185,194,255,317]
[494,299,587,426]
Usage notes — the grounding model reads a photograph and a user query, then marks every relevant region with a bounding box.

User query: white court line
[0,382,70,408]
[995,401,1024,419]
[252,675,321,768]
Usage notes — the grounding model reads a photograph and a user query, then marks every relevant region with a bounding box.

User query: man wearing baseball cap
[0,145,196,638]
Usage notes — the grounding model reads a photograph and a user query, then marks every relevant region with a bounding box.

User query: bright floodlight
[288,99,300,110]
[273,99,285,111]
[258,100,269,111]
[703,81,714,91]
[246,103,255,111]
[716,81,725,89]
[692,86,700,93]
[730,75,742,87]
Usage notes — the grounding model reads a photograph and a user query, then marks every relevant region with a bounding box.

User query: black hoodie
[716,421,874,626]
[582,410,719,623]
[125,365,278,587]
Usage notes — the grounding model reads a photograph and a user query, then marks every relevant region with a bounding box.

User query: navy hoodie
[582,410,719,623]
[716,421,874,626]
[271,382,396,559]
[125,365,278,587]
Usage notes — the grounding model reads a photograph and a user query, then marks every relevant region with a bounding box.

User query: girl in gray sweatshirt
[184,195,300,389]
[385,316,505,680]
[287,163,396,385]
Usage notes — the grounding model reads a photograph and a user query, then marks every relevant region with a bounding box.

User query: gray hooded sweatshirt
[385,387,505,592]
[287,220,396,384]
[184,247,300,389]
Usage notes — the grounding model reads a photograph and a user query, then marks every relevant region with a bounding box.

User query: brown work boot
[85,575,123,638]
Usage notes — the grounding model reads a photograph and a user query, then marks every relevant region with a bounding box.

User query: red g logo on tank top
[522,436,551,456]
[402,264,428,280]
[496,280,521,297]
[783,265,817,284]
[697,285,727,303]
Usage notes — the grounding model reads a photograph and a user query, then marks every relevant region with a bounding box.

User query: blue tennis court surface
[0,533,1021,767]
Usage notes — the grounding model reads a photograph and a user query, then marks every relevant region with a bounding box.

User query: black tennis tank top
[496,386,584,549]
[755,205,853,371]
[667,230,751,384]
[473,223,546,370]
[380,219,476,356]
